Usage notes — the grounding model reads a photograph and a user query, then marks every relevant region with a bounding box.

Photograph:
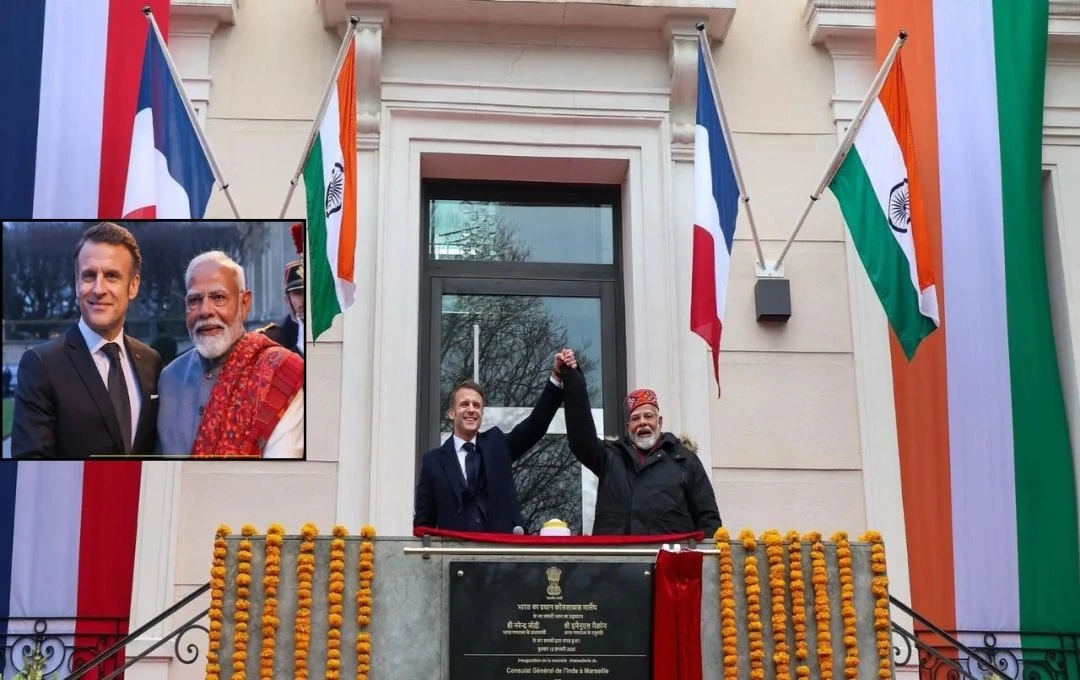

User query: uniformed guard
[259,222,305,355]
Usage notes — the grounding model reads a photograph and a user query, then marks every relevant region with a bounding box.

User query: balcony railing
[0,617,127,679]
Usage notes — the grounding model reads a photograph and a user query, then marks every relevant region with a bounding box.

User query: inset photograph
[1,219,306,460]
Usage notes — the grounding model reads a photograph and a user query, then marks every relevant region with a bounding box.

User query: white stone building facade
[127,1,1080,677]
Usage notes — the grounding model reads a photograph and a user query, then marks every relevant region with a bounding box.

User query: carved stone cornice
[351,6,388,141]
[170,0,238,30]
[668,21,699,156]
[327,4,388,145]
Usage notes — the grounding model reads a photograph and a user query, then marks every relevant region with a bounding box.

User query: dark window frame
[417,179,628,462]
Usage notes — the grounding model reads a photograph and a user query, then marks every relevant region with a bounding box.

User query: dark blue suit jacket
[413,379,563,533]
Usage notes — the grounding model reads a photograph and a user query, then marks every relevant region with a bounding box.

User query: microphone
[512,526,524,535]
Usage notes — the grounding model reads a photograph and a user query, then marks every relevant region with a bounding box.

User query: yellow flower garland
[860,531,892,680]
[295,523,318,680]
[740,529,765,680]
[764,530,791,680]
[230,525,256,680]
[786,531,810,680]
[205,524,230,680]
[832,531,858,680]
[714,528,738,680]
[327,526,348,680]
[261,523,284,680]
[805,532,833,680]
[357,525,376,680]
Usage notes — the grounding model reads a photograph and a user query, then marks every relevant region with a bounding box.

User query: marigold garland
[205,525,230,680]
[805,532,833,680]
[228,525,256,680]
[357,525,377,680]
[714,528,738,680]
[763,530,791,680]
[832,531,858,680]
[295,523,318,680]
[260,523,284,680]
[326,526,348,680]
[226,526,253,680]
[740,529,766,680]
[860,531,892,680]
[786,531,810,680]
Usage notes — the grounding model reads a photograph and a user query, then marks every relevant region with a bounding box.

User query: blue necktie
[463,441,479,490]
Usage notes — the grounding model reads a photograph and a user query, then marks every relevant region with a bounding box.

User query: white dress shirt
[263,387,305,459]
[452,434,477,479]
[78,317,141,448]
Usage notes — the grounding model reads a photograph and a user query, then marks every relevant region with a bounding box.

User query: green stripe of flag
[994,0,1080,633]
[829,148,937,359]
[303,135,341,340]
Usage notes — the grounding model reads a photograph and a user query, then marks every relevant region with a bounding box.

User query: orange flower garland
[295,523,318,680]
[714,528,738,680]
[763,530,791,680]
[740,529,765,680]
[832,531,858,680]
[327,526,348,680]
[786,531,810,680]
[230,525,256,680]
[260,523,284,680]
[860,531,892,680]
[805,532,833,680]
[205,524,230,680]
[357,525,376,680]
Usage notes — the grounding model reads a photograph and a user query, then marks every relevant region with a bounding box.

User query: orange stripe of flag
[877,0,957,631]
[336,39,357,284]
[879,55,935,293]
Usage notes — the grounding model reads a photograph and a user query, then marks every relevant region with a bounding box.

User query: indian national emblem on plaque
[888,177,910,234]
[325,161,345,217]
[545,566,563,598]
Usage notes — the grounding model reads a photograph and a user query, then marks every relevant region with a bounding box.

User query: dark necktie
[102,342,132,453]
[463,441,479,490]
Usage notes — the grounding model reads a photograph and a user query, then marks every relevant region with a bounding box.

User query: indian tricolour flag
[828,52,939,359]
[302,34,357,340]
[877,0,1080,662]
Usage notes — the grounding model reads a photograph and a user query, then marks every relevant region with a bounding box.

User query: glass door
[417,180,625,535]
[423,279,619,534]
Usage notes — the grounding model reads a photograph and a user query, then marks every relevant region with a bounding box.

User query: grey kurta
[156,344,235,455]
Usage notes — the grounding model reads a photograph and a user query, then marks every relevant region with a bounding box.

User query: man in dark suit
[10,222,162,459]
[413,352,570,533]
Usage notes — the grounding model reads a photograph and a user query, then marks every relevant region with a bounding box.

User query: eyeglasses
[628,411,659,424]
[184,292,232,310]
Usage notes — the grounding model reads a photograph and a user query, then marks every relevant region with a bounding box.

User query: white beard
[191,317,245,360]
[630,429,660,450]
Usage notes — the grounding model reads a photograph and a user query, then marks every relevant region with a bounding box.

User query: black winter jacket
[561,367,722,536]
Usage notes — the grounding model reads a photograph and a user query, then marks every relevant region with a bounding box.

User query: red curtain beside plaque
[653,549,704,680]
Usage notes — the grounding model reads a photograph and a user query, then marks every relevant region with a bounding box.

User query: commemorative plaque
[448,561,652,679]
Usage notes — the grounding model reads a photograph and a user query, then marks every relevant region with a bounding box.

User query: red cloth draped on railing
[412,526,705,545]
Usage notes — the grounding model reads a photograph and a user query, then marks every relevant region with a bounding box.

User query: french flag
[690,40,740,393]
[0,0,169,218]
[0,2,169,677]
[122,25,215,219]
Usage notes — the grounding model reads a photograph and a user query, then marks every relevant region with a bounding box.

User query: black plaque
[448,561,652,679]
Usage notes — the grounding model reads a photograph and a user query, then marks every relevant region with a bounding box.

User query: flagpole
[142,7,242,219]
[277,16,360,220]
[696,22,766,270]
[772,30,908,271]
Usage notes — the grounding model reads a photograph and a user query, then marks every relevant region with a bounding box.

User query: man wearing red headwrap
[557,349,721,536]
